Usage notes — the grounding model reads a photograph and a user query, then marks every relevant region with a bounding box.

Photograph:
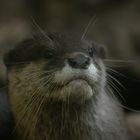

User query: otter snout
[67,53,91,69]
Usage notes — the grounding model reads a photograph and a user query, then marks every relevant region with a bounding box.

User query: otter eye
[88,47,94,57]
[43,50,54,59]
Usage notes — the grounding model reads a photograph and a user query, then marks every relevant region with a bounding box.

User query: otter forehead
[4,33,93,65]
[4,32,106,70]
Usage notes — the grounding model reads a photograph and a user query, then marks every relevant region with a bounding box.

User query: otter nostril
[68,58,77,67]
[67,54,91,69]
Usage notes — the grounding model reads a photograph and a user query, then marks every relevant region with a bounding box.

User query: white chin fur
[52,63,99,101]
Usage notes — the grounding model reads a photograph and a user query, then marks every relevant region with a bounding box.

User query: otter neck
[33,97,97,140]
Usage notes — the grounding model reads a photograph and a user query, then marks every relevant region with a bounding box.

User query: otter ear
[3,41,30,68]
[92,42,108,59]
[98,44,108,59]
[3,39,37,68]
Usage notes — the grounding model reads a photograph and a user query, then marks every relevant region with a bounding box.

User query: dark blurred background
[0,0,140,139]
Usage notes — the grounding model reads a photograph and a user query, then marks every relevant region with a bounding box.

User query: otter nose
[67,54,91,69]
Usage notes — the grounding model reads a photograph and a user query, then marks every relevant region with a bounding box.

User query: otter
[4,32,129,140]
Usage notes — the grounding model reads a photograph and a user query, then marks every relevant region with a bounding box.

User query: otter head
[4,33,106,104]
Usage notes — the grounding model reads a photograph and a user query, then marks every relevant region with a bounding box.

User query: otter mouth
[65,76,92,86]
[56,75,95,89]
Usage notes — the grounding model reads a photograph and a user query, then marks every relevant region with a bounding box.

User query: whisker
[106,80,126,103]
[81,15,97,40]
[23,71,55,79]
[104,59,140,68]
[5,61,31,65]
[21,85,45,139]
[103,59,139,63]
[106,67,140,82]
[30,90,45,135]
[106,67,124,76]
[12,75,54,137]
[107,73,125,88]
[12,73,52,124]
[30,16,53,45]
[106,86,140,113]
[116,103,140,113]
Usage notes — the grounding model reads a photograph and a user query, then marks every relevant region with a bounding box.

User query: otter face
[4,33,106,103]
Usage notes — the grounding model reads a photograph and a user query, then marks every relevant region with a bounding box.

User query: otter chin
[51,77,94,103]
[4,32,129,140]
[62,79,93,103]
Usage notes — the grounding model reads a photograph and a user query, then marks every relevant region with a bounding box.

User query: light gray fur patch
[54,63,99,84]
